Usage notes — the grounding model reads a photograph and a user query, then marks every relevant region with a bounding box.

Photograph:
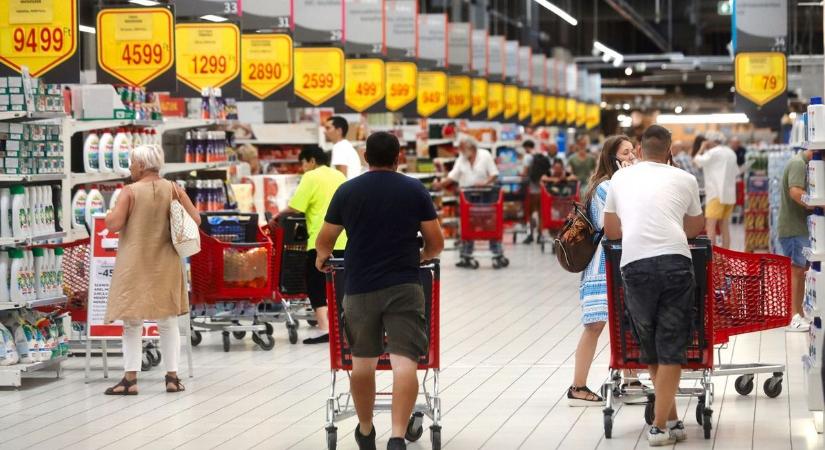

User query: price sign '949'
[97,8,174,87]
[0,0,78,77]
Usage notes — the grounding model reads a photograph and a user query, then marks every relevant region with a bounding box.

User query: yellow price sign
[417,71,447,117]
[472,78,488,116]
[0,0,78,77]
[241,34,292,100]
[447,75,472,118]
[518,88,531,122]
[487,82,503,119]
[545,95,556,124]
[735,52,786,107]
[293,47,345,106]
[586,103,600,129]
[566,98,576,124]
[385,61,416,111]
[97,8,173,87]
[176,23,240,92]
[576,101,586,127]
[503,85,518,119]
[345,59,385,112]
[531,93,545,125]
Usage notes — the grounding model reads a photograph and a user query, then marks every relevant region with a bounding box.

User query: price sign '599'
[0,0,78,77]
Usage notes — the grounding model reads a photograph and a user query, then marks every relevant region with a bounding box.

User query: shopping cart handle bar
[461,186,499,192]
[200,212,259,218]
[324,258,440,270]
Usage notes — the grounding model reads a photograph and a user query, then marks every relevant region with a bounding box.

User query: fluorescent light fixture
[624,67,633,76]
[79,25,96,34]
[129,0,160,6]
[200,15,228,22]
[533,0,578,26]
[656,113,749,125]
[593,41,624,67]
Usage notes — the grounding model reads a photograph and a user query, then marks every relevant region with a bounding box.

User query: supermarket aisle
[0,233,822,450]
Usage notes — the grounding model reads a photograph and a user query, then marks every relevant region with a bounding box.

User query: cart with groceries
[457,186,509,269]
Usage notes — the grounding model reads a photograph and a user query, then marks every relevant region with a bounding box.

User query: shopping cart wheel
[470,259,480,269]
[287,325,298,345]
[734,375,754,396]
[500,257,509,267]
[430,425,441,450]
[696,398,705,425]
[141,352,152,371]
[252,332,275,350]
[405,412,424,442]
[222,331,231,352]
[265,322,275,336]
[702,408,713,439]
[644,394,655,425]
[191,330,203,347]
[232,321,246,339]
[763,375,783,398]
[325,426,337,450]
[149,348,161,367]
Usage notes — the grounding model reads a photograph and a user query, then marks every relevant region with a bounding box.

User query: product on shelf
[0,74,64,114]
[84,188,105,227]
[184,130,229,164]
[83,132,100,173]
[200,87,238,121]
[71,189,86,230]
[0,122,64,175]
[187,179,228,212]
[115,85,162,121]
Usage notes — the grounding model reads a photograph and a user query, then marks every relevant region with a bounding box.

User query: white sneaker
[647,427,676,447]
[668,420,687,442]
[786,314,810,333]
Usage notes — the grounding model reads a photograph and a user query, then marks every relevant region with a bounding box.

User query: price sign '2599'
[97,8,174,87]
[0,0,78,77]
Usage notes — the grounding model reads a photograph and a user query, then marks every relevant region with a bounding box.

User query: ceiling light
[79,25,96,34]
[533,0,578,26]
[129,0,160,6]
[624,67,633,76]
[200,15,228,22]
[656,113,749,125]
[593,41,624,67]
[600,101,607,108]
[623,103,631,111]
[674,105,683,114]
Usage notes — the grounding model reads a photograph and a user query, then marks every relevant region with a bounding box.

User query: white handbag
[169,181,201,258]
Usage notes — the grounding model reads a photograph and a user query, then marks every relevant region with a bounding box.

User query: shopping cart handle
[326,258,345,269]
[461,186,498,193]
[421,259,440,268]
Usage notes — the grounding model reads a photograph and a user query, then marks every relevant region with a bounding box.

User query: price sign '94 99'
[0,0,78,77]
[97,8,174,87]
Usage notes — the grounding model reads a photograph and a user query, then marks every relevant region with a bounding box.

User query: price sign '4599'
[0,0,78,77]
[97,7,174,87]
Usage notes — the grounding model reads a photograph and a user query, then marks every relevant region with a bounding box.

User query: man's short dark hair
[523,140,535,149]
[365,132,400,168]
[641,125,672,158]
[299,145,329,166]
[329,116,349,136]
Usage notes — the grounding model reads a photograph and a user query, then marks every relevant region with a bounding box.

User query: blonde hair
[131,144,164,172]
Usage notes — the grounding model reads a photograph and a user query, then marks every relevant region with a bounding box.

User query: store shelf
[64,228,89,243]
[424,138,454,146]
[64,119,132,134]
[804,247,825,262]
[161,162,233,175]
[157,118,213,132]
[262,159,300,164]
[70,172,128,186]
[0,174,65,183]
[0,295,68,311]
[0,356,66,387]
[494,140,522,148]
[0,231,66,246]
[803,141,825,151]
[804,195,825,207]
[0,111,67,121]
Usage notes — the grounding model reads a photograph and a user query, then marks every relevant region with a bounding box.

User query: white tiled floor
[1,228,823,450]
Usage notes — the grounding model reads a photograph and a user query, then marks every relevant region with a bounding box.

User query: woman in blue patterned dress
[568,135,636,406]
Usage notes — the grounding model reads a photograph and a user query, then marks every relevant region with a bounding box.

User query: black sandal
[165,374,185,393]
[567,385,604,407]
[104,377,138,395]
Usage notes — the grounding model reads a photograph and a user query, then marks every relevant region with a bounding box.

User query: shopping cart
[539,180,579,253]
[324,259,442,450]
[458,186,509,269]
[189,212,276,352]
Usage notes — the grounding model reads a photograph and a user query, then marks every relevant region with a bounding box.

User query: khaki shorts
[705,198,734,220]
[343,283,428,362]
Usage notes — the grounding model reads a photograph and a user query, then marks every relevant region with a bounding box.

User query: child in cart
[541,159,577,197]
[604,125,705,446]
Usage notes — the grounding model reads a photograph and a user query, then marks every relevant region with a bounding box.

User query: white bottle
[71,189,87,230]
[10,186,27,238]
[47,249,57,296]
[98,130,114,173]
[83,132,100,173]
[41,186,53,233]
[9,249,24,303]
[0,251,10,302]
[132,128,142,148]
[84,188,106,227]
[22,250,33,300]
[54,247,63,294]
[113,129,132,176]
[26,187,37,237]
[32,248,45,300]
[0,188,10,239]
[109,188,122,211]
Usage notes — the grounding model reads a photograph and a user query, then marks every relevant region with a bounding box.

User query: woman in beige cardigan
[103,144,200,395]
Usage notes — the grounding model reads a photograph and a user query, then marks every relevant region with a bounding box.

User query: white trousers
[122,316,180,373]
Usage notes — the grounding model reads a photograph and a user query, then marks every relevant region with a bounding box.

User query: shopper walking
[690,135,706,189]
[694,131,738,249]
[671,140,700,180]
[567,140,597,196]
[103,144,200,395]
[568,135,636,406]
[778,149,813,332]
[325,115,362,179]
[271,145,347,344]
[315,132,444,450]
[521,140,547,244]
[604,125,705,446]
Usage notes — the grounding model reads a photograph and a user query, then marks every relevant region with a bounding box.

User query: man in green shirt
[274,145,347,344]
[566,141,597,196]
[778,149,812,332]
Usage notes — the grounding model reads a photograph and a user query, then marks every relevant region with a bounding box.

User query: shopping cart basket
[458,186,509,269]
[190,212,276,351]
[324,259,442,450]
[539,180,579,253]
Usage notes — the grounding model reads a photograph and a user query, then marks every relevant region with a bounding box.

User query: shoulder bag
[169,181,201,258]
[553,198,603,273]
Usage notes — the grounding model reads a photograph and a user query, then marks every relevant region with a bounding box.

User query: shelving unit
[0,295,69,311]
[0,356,67,388]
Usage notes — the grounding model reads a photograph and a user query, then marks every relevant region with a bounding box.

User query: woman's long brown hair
[585,135,633,203]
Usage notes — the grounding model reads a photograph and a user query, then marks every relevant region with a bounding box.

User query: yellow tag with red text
[487,82,503,119]
[293,47,345,106]
[345,58,385,111]
[518,88,531,122]
[447,75,472,118]
[0,0,78,77]
[472,78,488,116]
[241,33,292,99]
[503,84,518,119]
[176,23,240,92]
[417,71,447,117]
[385,61,417,111]
[531,93,545,125]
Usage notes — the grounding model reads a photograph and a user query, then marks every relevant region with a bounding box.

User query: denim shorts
[779,236,809,268]
[621,255,696,365]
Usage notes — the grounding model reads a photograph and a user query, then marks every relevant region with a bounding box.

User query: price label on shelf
[293,47,344,106]
[518,88,531,122]
[345,58,385,112]
[566,97,576,124]
[503,84,518,120]
[176,23,241,93]
[0,0,78,77]
[734,52,786,107]
[385,61,417,112]
[97,8,174,87]
[545,95,556,124]
[472,77,488,117]
[241,33,292,100]
[447,75,471,118]
[417,71,447,117]
[487,82,503,119]
[531,93,545,125]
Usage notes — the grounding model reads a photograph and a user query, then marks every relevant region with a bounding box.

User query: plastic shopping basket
[459,187,504,242]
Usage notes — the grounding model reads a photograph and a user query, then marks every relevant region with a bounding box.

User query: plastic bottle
[195,131,207,163]
[84,188,106,227]
[48,248,57,297]
[98,130,114,173]
[132,127,142,148]
[51,185,62,233]
[32,248,45,300]
[112,129,130,175]
[54,247,63,293]
[83,132,100,173]
[10,186,28,238]
[71,189,87,230]
[9,250,24,304]
[109,188,122,211]
[0,188,10,239]
[808,97,824,143]
[42,186,54,233]
[0,251,10,303]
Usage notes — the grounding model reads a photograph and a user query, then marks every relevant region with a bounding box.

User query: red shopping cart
[324,259,442,450]
[189,212,275,351]
[539,180,579,253]
[458,186,509,269]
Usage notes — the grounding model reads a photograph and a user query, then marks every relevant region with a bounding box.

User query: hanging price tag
[566,97,576,124]
[576,101,586,127]
[545,95,556,124]
[0,0,78,77]
[417,71,447,117]
[293,47,345,106]
[487,82,503,119]
[472,78,488,117]
[385,61,417,112]
[97,8,173,87]
[503,84,518,120]
[531,93,545,125]
[734,52,786,107]
[241,34,292,100]
[447,75,472,118]
[586,104,600,129]
[176,23,240,92]
[345,59,385,112]
[518,88,531,122]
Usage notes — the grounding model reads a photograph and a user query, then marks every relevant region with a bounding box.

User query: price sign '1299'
[0,0,78,77]
[176,22,240,93]
[97,7,174,87]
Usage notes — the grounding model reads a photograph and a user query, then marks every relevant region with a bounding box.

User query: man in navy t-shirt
[316,131,444,450]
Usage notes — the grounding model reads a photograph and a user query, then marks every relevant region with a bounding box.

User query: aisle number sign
[503,85,518,120]
[518,88,531,122]
[0,0,78,77]
[97,8,173,87]
[472,78,488,116]
[417,71,447,117]
[545,96,556,124]
[176,23,240,92]
[385,61,417,112]
[241,34,292,100]
[293,47,345,106]
[566,98,576,124]
[531,94,545,125]
[447,75,472,118]
[487,82,503,119]
[734,52,786,107]
[345,59,385,112]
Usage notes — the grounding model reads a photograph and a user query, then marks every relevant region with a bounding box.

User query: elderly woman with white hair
[103,144,200,395]
[693,130,738,249]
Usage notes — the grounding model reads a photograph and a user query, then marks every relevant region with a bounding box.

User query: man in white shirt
[604,125,705,447]
[693,131,738,248]
[324,116,362,179]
